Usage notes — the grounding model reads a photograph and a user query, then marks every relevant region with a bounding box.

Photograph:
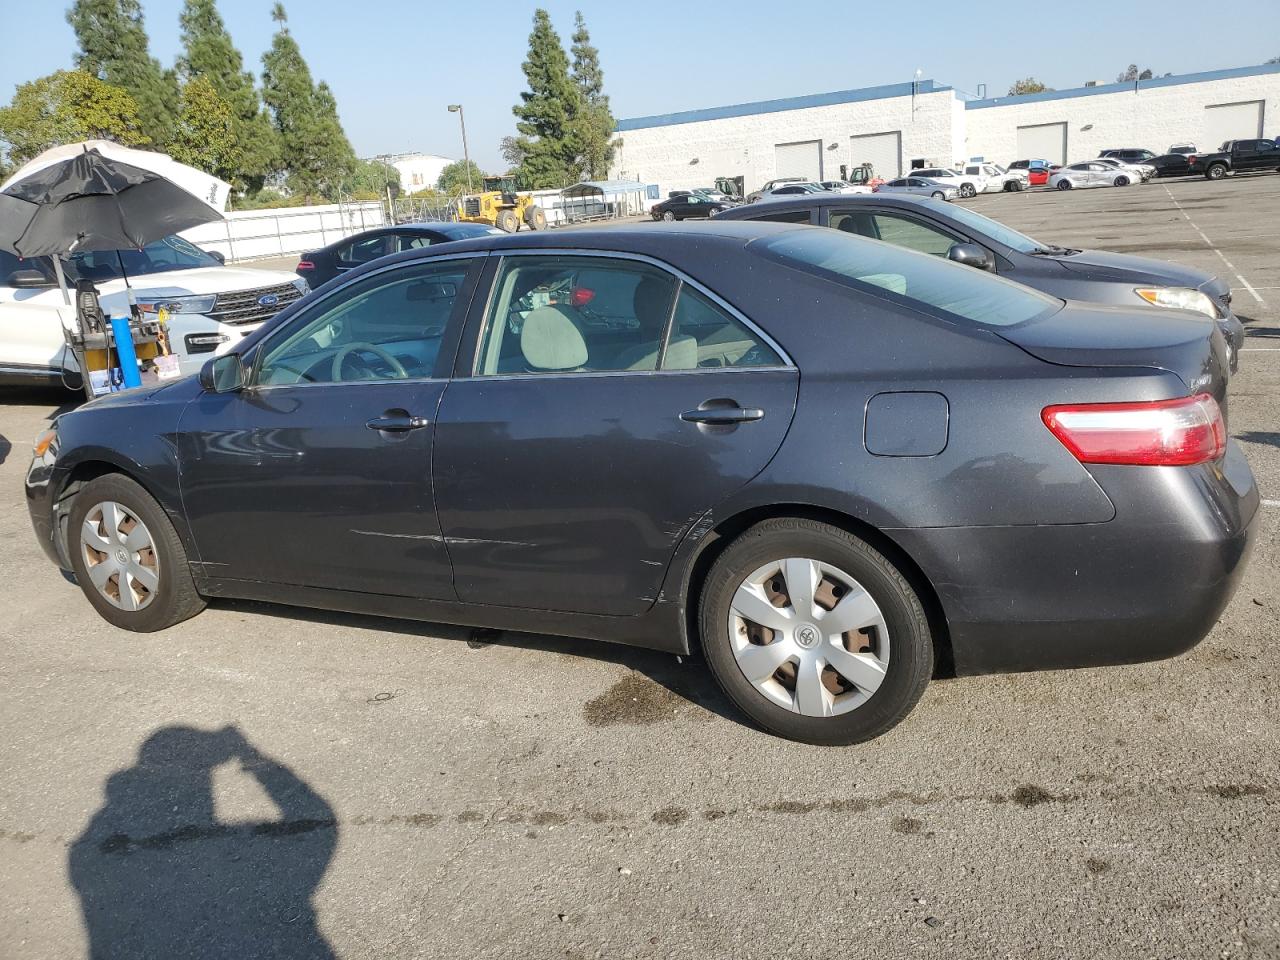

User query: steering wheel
[331,341,409,382]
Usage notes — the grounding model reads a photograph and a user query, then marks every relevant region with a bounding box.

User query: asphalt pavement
[1,174,1277,959]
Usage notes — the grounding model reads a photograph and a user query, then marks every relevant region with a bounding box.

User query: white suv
[962,162,1029,192]
[0,235,307,387]
[912,167,988,198]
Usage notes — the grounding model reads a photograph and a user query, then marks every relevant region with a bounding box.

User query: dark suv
[1100,148,1157,164]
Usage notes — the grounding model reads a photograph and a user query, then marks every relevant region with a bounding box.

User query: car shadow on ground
[215,598,748,729]
[1237,431,1280,450]
[70,725,337,958]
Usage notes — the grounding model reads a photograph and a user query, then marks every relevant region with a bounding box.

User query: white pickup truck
[962,162,1030,192]
[0,235,307,387]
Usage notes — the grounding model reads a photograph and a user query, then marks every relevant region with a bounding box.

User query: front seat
[520,305,588,372]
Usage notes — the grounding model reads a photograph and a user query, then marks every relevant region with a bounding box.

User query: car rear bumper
[891,441,1259,675]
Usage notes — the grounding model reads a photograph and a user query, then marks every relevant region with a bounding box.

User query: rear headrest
[632,276,674,337]
[520,305,588,371]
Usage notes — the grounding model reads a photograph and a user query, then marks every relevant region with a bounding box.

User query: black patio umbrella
[0,144,227,259]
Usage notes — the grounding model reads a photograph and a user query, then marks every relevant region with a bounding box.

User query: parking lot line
[1163,186,1266,306]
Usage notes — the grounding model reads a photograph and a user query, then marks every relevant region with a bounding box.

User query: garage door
[850,131,901,178]
[1204,101,1264,150]
[1016,122,1067,165]
[774,140,823,181]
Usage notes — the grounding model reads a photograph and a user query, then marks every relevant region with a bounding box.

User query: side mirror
[947,243,994,271]
[7,269,55,289]
[208,250,226,265]
[199,353,245,393]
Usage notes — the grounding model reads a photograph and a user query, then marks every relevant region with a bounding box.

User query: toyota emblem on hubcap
[115,549,129,564]
[795,624,819,648]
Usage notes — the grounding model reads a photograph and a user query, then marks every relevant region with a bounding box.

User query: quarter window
[338,235,389,267]
[666,287,781,370]
[256,260,471,386]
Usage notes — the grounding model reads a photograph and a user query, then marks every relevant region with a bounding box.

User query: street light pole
[447,104,473,193]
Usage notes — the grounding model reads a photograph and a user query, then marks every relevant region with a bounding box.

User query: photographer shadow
[70,725,336,959]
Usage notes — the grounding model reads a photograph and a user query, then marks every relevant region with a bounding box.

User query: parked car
[1094,156,1155,182]
[962,162,1028,192]
[651,194,732,221]
[27,223,1257,745]
[1099,148,1158,164]
[912,167,987,198]
[0,236,307,386]
[819,180,873,195]
[1147,151,1195,177]
[714,193,1244,368]
[297,222,502,287]
[1008,159,1057,186]
[1049,161,1135,190]
[1187,139,1280,180]
[669,188,738,204]
[751,182,826,203]
[875,177,959,201]
[746,177,810,202]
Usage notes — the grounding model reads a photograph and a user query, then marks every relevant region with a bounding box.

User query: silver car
[875,176,959,201]
[1048,161,1135,190]
[1094,156,1155,182]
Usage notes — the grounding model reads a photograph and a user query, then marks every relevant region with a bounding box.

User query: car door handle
[680,405,765,425]
[366,413,430,432]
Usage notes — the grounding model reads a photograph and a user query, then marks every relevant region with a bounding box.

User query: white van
[0,235,307,387]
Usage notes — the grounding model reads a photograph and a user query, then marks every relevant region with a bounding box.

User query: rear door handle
[680,405,765,425]
[366,413,431,433]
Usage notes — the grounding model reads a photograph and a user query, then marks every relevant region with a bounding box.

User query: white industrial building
[611,63,1280,195]
[370,152,455,195]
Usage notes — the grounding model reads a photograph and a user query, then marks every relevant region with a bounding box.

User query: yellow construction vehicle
[455,176,548,232]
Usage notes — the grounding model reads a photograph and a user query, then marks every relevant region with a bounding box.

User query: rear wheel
[495,209,520,233]
[1205,163,1228,181]
[1114,175,1130,187]
[1056,179,1073,190]
[960,183,976,198]
[67,474,205,632]
[662,210,676,222]
[699,518,933,745]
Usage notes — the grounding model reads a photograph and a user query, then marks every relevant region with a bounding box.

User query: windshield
[61,235,220,283]
[754,228,1059,328]
[924,200,1042,254]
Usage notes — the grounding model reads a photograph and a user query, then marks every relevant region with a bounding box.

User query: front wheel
[699,518,933,745]
[67,473,206,632]
[930,191,946,200]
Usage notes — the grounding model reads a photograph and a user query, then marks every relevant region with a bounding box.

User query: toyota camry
[26,223,1258,744]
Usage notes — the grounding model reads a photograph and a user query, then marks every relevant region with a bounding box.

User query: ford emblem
[257,293,279,307]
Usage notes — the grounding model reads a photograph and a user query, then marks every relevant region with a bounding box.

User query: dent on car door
[432,253,800,616]
[177,256,482,597]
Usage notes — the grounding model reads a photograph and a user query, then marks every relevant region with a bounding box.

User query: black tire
[1056,179,1073,190]
[495,209,520,233]
[1206,163,1228,181]
[1114,175,1130,187]
[699,518,933,745]
[524,205,547,230]
[67,473,205,632]
[662,210,676,222]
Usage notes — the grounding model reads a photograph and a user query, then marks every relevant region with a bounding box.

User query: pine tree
[569,11,615,180]
[67,0,179,146]
[177,0,277,190]
[513,9,582,188]
[261,4,355,201]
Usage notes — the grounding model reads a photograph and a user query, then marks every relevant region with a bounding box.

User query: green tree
[261,4,356,201]
[168,75,242,183]
[1117,64,1156,82]
[177,0,277,191]
[347,158,401,200]
[1008,77,1052,96]
[512,9,582,188]
[67,0,179,146]
[569,11,615,180]
[436,158,484,194]
[0,71,148,167]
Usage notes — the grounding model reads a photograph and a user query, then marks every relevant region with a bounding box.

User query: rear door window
[753,229,1058,328]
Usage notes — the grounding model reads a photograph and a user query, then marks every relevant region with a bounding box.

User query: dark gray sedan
[26,224,1257,744]
[716,193,1245,369]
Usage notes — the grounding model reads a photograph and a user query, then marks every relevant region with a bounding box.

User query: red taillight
[1042,394,1226,466]
[296,260,315,271]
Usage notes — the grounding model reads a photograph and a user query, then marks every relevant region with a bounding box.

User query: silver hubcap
[81,501,159,611]
[728,558,890,718]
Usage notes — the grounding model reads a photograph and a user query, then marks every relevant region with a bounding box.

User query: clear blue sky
[3,0,1278,170]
